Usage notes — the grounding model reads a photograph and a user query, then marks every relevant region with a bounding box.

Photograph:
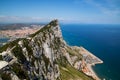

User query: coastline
[80,47,103,80]
[88,64,100,80]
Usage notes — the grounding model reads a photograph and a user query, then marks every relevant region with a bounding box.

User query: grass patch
[59,64,93,80]
[56,56,93,80]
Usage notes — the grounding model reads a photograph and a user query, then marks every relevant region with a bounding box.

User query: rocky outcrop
[0,20,95,80]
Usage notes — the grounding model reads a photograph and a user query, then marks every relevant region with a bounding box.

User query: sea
[0,38,9,47]
[60,24,120,80]
[0,24,120,80]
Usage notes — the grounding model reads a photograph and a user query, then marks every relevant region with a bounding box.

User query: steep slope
[0,20,94,80]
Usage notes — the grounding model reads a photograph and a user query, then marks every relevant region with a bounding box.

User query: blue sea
[0,38,9,46]
[60,24,120,80]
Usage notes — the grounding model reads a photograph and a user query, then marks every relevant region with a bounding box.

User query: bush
[12,45,26,64]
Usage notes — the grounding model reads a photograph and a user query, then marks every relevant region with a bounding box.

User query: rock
[0,20,94,80]
[0,61,8,69]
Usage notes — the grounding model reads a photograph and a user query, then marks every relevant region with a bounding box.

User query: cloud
[0,15,76,23]
[0,16,53,23]
[85,0,120,16]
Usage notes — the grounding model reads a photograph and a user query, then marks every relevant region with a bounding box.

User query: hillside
[0,20,98,80]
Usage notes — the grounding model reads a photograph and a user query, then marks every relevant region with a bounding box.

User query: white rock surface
[1,51,7,56]
[43,42,52,60]
[0,61,8,69]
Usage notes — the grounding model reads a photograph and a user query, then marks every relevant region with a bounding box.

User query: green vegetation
[53,37,61,50]
[0,38,24,53]
[31,56,36,66]
[0,55,2,60]
[42,53,50,69]
[29,25,49,37]
[56,52,93,80]
[66,47,77,56]
[23,39,33,56]
[57,56,68,67]
[12,44,26,64]
[0,43,9,53]
[11,63,29,79]
[59,64,93,80]
[66,47,83,60]
[49,19,58,27]
[1,73,11,80]
[29,20,58,37]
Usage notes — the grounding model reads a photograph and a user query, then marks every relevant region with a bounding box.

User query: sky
[0,0,120,24]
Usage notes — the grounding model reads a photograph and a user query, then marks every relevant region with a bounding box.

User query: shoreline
[80,47,103,80]
[88,64,100,80]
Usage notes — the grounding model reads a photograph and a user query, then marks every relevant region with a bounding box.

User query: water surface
[60,24,120,80]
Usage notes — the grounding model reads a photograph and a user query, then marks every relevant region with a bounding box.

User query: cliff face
[0,20,93,80]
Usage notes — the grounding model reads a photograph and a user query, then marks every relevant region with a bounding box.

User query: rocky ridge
[0,20,99,80]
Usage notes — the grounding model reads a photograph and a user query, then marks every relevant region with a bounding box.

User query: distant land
[0,23,45,30]
[0,23,44,40]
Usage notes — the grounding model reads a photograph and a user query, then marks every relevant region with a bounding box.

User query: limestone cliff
[0,20,94,80]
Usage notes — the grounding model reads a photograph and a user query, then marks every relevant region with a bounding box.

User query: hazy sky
[0,0,120,24]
